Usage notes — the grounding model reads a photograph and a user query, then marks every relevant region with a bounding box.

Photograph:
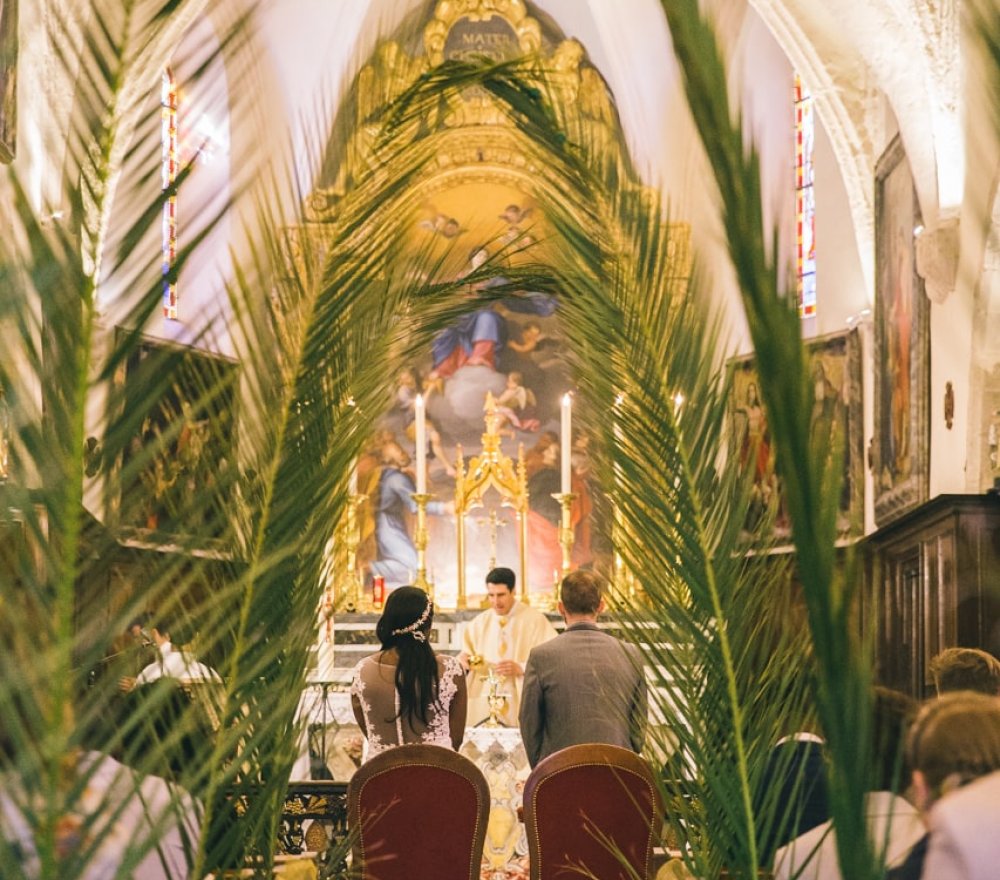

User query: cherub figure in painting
[495,371,540,436]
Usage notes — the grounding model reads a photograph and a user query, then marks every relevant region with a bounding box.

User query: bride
[350,586,467,761]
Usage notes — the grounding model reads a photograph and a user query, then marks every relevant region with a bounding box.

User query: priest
[458,567,557,726]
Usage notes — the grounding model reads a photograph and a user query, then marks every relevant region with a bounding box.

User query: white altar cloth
[461,726,531,879]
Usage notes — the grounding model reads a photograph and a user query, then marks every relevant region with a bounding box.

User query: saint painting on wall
[729,329,863,544]
[116,336,239,542]
[872,135,929,525]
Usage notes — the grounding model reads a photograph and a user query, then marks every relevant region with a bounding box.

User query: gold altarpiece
[288,0,692,611]
[453,393,529,609]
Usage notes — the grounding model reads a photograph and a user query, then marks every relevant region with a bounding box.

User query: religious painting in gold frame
[113,332,239,543]
[728,329,863,545]
[872,135,929,526]
[352,182,584,607]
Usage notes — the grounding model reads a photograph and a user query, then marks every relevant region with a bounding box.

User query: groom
[518,569,647,767]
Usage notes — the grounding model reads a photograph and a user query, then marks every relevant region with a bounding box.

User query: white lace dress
[350,653,464,762]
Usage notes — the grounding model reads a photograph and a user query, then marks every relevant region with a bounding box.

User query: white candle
[561,393,572,494]
[415,394,427,494]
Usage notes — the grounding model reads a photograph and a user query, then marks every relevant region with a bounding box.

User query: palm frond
[2,4,934,878]
[379,57,822,878]
[657,2,875,878]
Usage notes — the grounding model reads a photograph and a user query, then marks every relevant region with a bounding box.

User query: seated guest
[887,691,1000,880]
[773,687,922,880]
[0,749,200,878]
[929,647,1000,696]
[121,677,217,785]
[351,586,467,761]
[518,570,647,768]
[921,769,1000,880]
[756,727,830,865]
[120,613,221,691]
[0,687,201,878]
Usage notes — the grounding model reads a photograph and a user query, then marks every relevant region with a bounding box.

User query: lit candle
[415,393,427,494]
[561,393,572,494]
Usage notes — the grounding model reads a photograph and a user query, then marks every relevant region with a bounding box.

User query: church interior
[2,0,1000,877]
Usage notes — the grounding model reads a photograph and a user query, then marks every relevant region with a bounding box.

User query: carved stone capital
[916,218,959,304]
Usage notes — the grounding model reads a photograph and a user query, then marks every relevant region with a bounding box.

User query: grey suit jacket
[518,622,647,767]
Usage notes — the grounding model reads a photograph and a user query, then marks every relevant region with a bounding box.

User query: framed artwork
[116,334,239,541]
[729,329,864,545]
[872,135,929,525]
[0,0,17,164]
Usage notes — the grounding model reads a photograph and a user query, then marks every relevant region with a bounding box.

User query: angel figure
[419,210,464,240]
[495,371,540,436]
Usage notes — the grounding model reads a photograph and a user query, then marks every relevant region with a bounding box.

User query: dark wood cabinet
[864,494,1000,698]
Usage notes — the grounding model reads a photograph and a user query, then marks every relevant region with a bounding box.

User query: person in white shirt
[773,687,923,880]
[119,617,221,692]
[0,749,201,879]
[921,770,1000,880]
[894,692,1000,880]
[457,567,557,726]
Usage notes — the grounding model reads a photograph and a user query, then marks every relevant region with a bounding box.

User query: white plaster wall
[250,0,374,196]
[811,117,869,336]
[733,9,795,282]
[537,0,677,186]
[720,5,868,352]
[930,282,974,496]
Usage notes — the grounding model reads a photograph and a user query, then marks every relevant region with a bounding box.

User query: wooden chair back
[347,744,489,880]
[523,743,664,880]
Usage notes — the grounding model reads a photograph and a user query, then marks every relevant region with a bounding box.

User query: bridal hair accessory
[392,600,433,642]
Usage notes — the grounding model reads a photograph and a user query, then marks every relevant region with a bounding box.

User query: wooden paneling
[865,494,1000,698]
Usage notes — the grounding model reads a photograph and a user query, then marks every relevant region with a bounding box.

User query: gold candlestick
[551,492,576,578]
[342,493,369,612]
[411,492,432,597]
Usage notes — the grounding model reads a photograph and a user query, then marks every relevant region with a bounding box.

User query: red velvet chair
[347,744,490,880]
[522,744,664,880]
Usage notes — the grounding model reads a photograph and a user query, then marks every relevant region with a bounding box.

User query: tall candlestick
[415,393,427,494]
[560,393,572,494]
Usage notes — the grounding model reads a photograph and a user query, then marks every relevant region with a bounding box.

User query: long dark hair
[375,586,440,727]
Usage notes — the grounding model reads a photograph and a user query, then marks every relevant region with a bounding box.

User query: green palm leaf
[7,4,993,879]
[366,55,822,877]
[657,2,875,878]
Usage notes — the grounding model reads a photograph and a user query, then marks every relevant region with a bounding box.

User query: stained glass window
[795,74,816,318]
[161,68,178,320]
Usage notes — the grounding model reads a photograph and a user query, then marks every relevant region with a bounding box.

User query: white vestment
[461,601,556,726]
